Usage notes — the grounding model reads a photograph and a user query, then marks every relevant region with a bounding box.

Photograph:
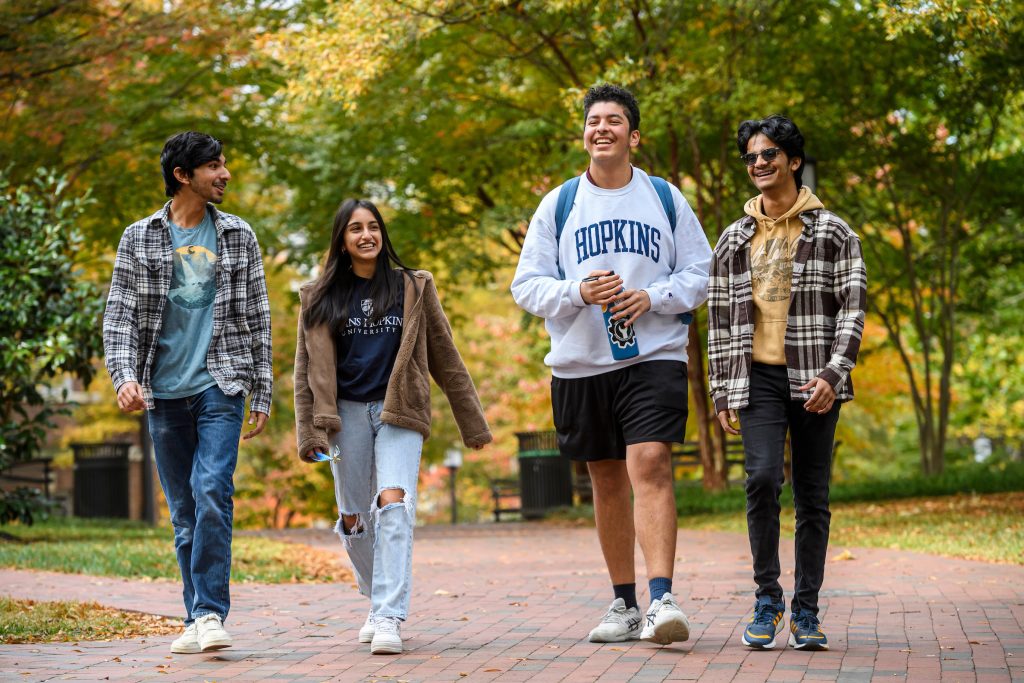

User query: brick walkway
[2,523,1023,682]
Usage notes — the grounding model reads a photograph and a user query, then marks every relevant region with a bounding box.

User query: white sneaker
[588,598,642,642]
[640,592,690,645]
[370,616,403,654]
[358,609,375,644]
[195,613,233,651]
[170,623,201,654]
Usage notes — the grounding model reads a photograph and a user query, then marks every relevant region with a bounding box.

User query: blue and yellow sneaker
[789,610,829,650]
[741,597,785,649]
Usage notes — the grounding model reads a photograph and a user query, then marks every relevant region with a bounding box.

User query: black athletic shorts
[550,360,688,461]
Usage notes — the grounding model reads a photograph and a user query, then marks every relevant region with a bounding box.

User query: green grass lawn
[0,597,180,644]
[683,491,1024,564]
[0,517,351,583]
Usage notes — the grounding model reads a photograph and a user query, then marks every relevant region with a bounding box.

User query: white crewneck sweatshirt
[511,167,712,378]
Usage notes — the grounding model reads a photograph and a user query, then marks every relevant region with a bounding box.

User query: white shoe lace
[601,604,631,624]
[375,616,400,635]
[657,594,679,612]
[196,614,222,628]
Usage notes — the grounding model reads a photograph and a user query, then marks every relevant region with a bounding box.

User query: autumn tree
[824,1,1024,474]
[266,0,1024,478]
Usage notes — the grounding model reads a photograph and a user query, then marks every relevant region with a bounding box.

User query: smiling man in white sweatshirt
[512,84,712,646]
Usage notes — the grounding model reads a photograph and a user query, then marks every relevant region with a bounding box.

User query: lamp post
[444,446,463,526]
[803,155,817,193]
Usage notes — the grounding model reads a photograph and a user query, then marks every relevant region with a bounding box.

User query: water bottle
[310,442,342,462]
[584,271,639,361]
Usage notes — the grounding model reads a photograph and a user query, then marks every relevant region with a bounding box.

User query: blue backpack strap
[649,176,676,233]
[650,175,694,325]
[554,176,581,279]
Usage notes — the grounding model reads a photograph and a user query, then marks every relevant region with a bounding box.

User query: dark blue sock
[612,583,638,610]
[649,577,672,602]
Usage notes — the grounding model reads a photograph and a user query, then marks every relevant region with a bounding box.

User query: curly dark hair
[737,115,806,190]
[584,84,641,132]
[160,131,224,198]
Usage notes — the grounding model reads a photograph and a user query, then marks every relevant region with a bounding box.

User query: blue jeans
[739,363,841,617]
[148,385,244,624]
[329,399,423,620]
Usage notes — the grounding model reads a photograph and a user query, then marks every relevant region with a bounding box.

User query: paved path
[2,523,1023,682]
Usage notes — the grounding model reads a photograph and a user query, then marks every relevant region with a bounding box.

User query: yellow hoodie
[745,187,824,365]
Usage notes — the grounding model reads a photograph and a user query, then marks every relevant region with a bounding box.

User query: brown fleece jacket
[294,270,492,458]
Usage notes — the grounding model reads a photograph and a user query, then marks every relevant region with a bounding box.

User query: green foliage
[231,262,338,529]
[0,517,347,583]
[675,461,1024,515]
[0,169,104,524]
[0,0,295,249]
[686,490,1024,564]
[268,0,1024,476]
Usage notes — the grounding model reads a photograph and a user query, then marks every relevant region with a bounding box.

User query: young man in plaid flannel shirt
[102,132,272,654]
[708,115,866,651]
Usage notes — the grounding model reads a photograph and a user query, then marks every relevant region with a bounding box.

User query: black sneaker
[741,598,785,649]
[789,610,829,650]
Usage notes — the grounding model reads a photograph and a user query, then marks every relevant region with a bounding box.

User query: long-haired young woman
[294,199,491,654]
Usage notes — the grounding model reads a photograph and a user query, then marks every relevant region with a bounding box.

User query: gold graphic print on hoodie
[746,187,824,365]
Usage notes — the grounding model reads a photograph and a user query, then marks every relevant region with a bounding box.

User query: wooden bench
[489,478,522,522]
[672,440,746,484]
[490,468,594,522]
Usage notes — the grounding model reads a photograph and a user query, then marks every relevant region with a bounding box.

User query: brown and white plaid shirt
[102,202,273,415]
[707,208,867,413]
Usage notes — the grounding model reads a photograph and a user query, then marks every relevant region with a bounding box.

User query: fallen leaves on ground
[0,598,180,644]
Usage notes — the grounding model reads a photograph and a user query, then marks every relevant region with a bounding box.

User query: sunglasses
[740,147,783,166]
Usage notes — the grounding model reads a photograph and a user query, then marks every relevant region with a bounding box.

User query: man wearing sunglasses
[707,115,866,651]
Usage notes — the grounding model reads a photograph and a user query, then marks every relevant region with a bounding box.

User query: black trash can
[516,431,572,519]
[72,442,131,519]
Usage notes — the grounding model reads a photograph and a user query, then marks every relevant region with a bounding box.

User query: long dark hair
[303,199,412,333]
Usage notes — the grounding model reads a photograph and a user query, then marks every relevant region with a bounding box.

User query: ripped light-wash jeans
[329,399,423,620]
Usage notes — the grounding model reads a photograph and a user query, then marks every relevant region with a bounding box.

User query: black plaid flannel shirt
[102,202,273,415]
[707,208,867,413]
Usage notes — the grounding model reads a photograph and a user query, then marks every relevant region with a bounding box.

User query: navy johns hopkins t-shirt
[336,277,404,402]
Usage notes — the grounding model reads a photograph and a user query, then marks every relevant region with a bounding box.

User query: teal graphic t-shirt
[151,209,219,399]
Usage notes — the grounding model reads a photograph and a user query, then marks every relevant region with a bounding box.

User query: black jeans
[739,363,841,617]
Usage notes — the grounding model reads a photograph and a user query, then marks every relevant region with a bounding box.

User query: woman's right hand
[300,449,319,463]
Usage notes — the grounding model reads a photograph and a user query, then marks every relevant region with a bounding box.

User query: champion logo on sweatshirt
[573,219,663,265]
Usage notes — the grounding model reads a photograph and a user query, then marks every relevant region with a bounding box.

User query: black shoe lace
[752,601,778,625]
[794,612,820,632]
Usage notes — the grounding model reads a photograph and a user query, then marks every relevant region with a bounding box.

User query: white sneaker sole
[170,642,202,654]
[741,632,780,649]
[641,617,690,645]
[358,627,375,644]
[788,632,828,650]
[370,636,402,655]
[588,629,640,643]
[199,636,233,652]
